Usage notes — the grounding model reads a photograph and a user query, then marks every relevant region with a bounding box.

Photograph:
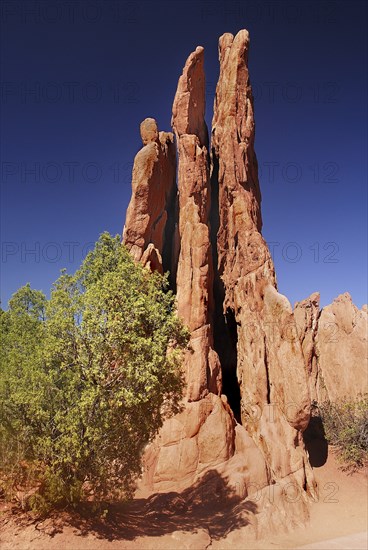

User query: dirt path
[0,448,367,549]
[297,531,367,549]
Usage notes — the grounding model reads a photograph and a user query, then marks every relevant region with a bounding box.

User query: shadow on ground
[63,470,258,541]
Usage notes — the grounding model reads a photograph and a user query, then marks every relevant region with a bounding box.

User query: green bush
[319,394,368,471]
[0,233,189,512]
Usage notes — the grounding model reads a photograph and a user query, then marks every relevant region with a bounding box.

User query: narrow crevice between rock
[210,149,242,423]
[223,307,241,422]
[264,338,271,405]
[162,184,178,292]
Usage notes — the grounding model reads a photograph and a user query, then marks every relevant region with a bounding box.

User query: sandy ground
[0,447,367,550]
[297,532,367,549]
[251,447,368,550]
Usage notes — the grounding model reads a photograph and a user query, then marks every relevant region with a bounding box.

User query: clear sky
[1,0,367,309]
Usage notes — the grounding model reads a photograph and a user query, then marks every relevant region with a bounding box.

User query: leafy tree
[0,234,188,511]
[0,284,48,504]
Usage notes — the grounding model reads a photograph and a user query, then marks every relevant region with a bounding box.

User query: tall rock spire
[212,31,263,235]
[211,31,311,434]
[172,46,221,400]
[122,118,176,273]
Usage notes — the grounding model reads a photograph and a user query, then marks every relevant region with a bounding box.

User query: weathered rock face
[141,394,237,494]
[317,293,368,401]
[294,292,321,402]
[139,46,236,496]
[172,46,221,401]
[123,29,317,535]
[210,31,312,484]
[122,118,176,273]
[295,292,368,403]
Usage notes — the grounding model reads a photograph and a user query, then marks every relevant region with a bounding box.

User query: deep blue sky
[1,0,367,309]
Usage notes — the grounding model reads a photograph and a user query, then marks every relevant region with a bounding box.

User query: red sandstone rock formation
[211,30,312,485]
[122,118,176,273]
[172,46,221,401]
[141,47,237,497]
[316,294,368,401]
[123,29,321,537]
[295,292,368,403]
[294,292,321,402]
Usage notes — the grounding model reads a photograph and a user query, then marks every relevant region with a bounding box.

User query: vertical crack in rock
[264,336,271,405]
[210,148,241,421]
[223,307,241,421]
[161,179,178,288]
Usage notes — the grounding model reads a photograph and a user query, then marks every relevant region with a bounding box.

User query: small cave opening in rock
[210,150,242,423]
[303,403,328,467]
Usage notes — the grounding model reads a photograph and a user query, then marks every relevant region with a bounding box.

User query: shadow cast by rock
[64,470,258,542]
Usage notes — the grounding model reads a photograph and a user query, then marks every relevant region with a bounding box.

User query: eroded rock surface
[122,118,176,273]
[123,29,321,536]
[211,30,312,487]
[296,292,368,403]
[140,46,233,497]
[172,46,221,401]
[316,293,368,401]
[294,292,321,402]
